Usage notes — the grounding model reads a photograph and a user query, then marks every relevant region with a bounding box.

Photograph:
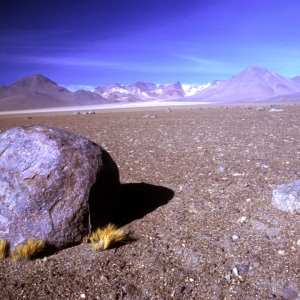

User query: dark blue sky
[1,0,300,90]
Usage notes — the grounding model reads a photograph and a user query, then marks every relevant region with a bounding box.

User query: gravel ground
[0,104,299,299]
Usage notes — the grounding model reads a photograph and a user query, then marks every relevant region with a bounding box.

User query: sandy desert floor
[0,103,299,299]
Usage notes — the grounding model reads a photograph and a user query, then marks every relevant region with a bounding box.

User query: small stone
[232,267,239,277]
[280,287,298,300]
[80,294,86,299]
[100,275,108,282]
[270,108,283,112]
[109,293,118,300]
[272,180,300,214]
[174,285,184,294]
[232,234,240,241]
[225,274,231,283]
[236,264,249,276]
[237,216,247,224]
[210,283,218,290]
[122,284,137,297]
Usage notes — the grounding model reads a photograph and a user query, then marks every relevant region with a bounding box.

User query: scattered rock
[166,108,172,113]
[142,114,157,118]
[185,283,195,292]
[232,267,239,277]
[272,180,300,214]
[256,107,265,111]
[122,284,137,297]
[88,111,95,114]
[109,293,118,300]
[0,126,121,250]
[173,285,184,295]
[73,111,80,115]
[237,216,247,224]
[279,287,298,300]
[270,108,284,112]
[232,234,240,241]
[236,264,249,276]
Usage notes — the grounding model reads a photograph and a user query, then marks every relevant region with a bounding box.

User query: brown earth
[0,104,299,299]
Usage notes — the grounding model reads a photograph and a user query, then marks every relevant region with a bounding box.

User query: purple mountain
[1,66,300,111]
[0,74,108,111]
[187,66,300,103]
[93,82,185,101]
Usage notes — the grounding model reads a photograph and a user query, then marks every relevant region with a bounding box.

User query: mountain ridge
[1,66,300,111]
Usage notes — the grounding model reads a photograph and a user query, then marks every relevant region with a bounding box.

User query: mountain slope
[0,91,71,111]
[187,66,300,103]
[0,74,108,111]
[93,82,186,101]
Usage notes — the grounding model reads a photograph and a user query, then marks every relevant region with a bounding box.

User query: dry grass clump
[88,224,126,252]
[0,239,9,259]
[82,235,90,243]
[14,238,45,260]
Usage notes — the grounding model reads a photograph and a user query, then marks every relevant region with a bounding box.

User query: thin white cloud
[5,53,220,74]
[171,53,240,75]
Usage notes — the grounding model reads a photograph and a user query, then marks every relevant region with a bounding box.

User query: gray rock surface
[272,180,300,214]
[0,126,120,250]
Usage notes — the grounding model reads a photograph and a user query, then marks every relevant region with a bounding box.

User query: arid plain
[0,103,299,299]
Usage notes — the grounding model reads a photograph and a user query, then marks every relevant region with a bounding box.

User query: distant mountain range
[1,66,300,111]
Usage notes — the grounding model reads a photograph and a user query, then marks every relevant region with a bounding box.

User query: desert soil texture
[0,104,299,299]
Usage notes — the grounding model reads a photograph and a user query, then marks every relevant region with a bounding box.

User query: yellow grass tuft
[0,239,9,259]
[15,238,45,260]
[10,250,19,262]
[82,235,90,243]
[90,224,125,252]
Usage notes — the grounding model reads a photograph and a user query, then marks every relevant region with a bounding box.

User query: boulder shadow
[116,182,175,227]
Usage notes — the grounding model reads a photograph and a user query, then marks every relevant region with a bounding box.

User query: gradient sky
[1,0,300,90]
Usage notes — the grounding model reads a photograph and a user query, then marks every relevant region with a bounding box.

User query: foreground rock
[0,126,120,250]
[272,180,300,214]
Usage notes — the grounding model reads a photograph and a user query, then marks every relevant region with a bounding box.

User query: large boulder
[272,180,300,214]
[0,126,120,250]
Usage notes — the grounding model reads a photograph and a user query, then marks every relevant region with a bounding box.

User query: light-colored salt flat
[0,100,213,115]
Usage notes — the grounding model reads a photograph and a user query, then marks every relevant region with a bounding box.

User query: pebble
[256,107,265,111]
[174,285,184,294]
[232,267,239,277]
[237,216,247,223]
[232,234,240,241]
[185,283,195,293]
[80,294,86,299]
[109,293,118,300]
[280,287,298,300]
[122,284,137,297]
[236,264,250,276]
